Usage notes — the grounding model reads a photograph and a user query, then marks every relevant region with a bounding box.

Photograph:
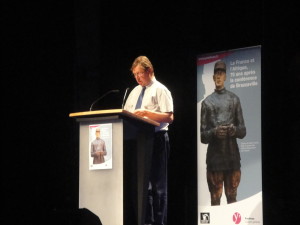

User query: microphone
[122,87,130,109]
[89,89,120,111]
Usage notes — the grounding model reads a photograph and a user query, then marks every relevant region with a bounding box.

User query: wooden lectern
[69,109,159,225]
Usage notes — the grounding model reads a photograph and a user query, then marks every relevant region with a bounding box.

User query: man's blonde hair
[131,56,154,73]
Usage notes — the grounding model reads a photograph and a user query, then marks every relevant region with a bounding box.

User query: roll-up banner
[197,46,262,225]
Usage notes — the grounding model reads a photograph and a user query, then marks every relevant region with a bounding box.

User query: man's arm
[200,101,215,144]
[102,141,107,156]
[234,97,246,139]
[90,142,96,157]
[134,110,174,123]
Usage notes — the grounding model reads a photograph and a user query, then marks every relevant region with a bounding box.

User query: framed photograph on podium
[89,123,113,170]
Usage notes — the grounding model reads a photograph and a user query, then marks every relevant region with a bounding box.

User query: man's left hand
[228,124,236,136]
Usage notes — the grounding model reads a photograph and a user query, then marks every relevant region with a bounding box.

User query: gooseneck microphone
[122,87,130,109]
[89,89,120,111]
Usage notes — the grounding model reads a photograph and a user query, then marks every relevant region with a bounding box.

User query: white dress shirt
[124,78,173,132]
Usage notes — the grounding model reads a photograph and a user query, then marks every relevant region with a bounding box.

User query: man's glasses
[132,71,146,77]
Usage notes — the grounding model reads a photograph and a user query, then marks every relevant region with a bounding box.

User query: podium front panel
[73,112,155,225]
[79,117,124,225]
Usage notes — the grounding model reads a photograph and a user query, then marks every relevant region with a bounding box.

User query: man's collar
[215,87,226,93]
[147,77,156,87]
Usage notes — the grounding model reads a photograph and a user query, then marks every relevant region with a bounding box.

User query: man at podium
[124,56,174,225]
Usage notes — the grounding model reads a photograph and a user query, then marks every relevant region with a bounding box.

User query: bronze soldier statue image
[90,127,107,164]
[200,61,246,205]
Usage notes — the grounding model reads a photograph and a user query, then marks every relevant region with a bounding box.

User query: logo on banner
[200,212,210,224]
[233,212,241,224]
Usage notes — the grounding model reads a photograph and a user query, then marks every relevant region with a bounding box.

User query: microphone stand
[89,90,119,111]
[122,88,130,109]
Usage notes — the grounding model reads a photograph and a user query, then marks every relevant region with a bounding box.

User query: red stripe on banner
[197,52,232,65]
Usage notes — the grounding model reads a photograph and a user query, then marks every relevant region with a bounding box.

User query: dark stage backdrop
[4,1,299,225]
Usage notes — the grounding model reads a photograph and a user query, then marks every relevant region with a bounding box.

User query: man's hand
[134,109,147,117]
[227,124,236,137]
[96,151,104,156]
[215,125,228,139]
[215,124,236,139]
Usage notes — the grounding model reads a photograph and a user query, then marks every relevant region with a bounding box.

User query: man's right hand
[96,151,103,156]
[215,125,228,139]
